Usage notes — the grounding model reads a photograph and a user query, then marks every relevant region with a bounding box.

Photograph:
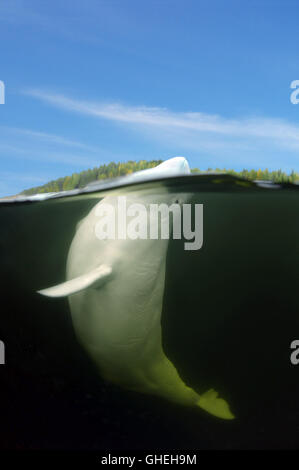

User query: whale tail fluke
[197,388,235,420]
[145,355,234,420]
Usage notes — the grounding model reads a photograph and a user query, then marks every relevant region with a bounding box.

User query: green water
[0,174,298,449]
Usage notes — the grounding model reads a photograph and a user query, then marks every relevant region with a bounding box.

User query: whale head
[153,156,190,175]
[128,156,190,182]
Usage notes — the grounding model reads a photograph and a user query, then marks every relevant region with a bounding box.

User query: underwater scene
[0,161,298,450]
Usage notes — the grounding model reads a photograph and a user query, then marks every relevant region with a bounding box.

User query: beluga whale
[38,157,234,420]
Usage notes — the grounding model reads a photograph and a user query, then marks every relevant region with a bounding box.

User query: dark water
[0,174,298,449]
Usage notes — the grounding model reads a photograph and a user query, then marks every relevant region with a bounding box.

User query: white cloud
[0,125,98,152]
[24,89,299,157]
[0,125,104,167]
[0,143,99,167]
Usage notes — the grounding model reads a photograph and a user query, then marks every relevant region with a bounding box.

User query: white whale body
[38,157,234,420]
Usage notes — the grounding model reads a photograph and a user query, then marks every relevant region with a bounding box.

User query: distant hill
[21,159,299,195]
[21,160,163,195]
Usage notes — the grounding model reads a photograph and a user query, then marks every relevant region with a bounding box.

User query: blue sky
[1,0,299,196]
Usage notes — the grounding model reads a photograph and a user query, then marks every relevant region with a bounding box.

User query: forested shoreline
[21,159,299,195]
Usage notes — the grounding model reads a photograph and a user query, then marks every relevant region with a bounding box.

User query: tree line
[22,160,163,195]
[191,167,299,183]
[21,159,299,195]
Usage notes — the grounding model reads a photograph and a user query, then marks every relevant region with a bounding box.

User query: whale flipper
[38,264,112,297]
